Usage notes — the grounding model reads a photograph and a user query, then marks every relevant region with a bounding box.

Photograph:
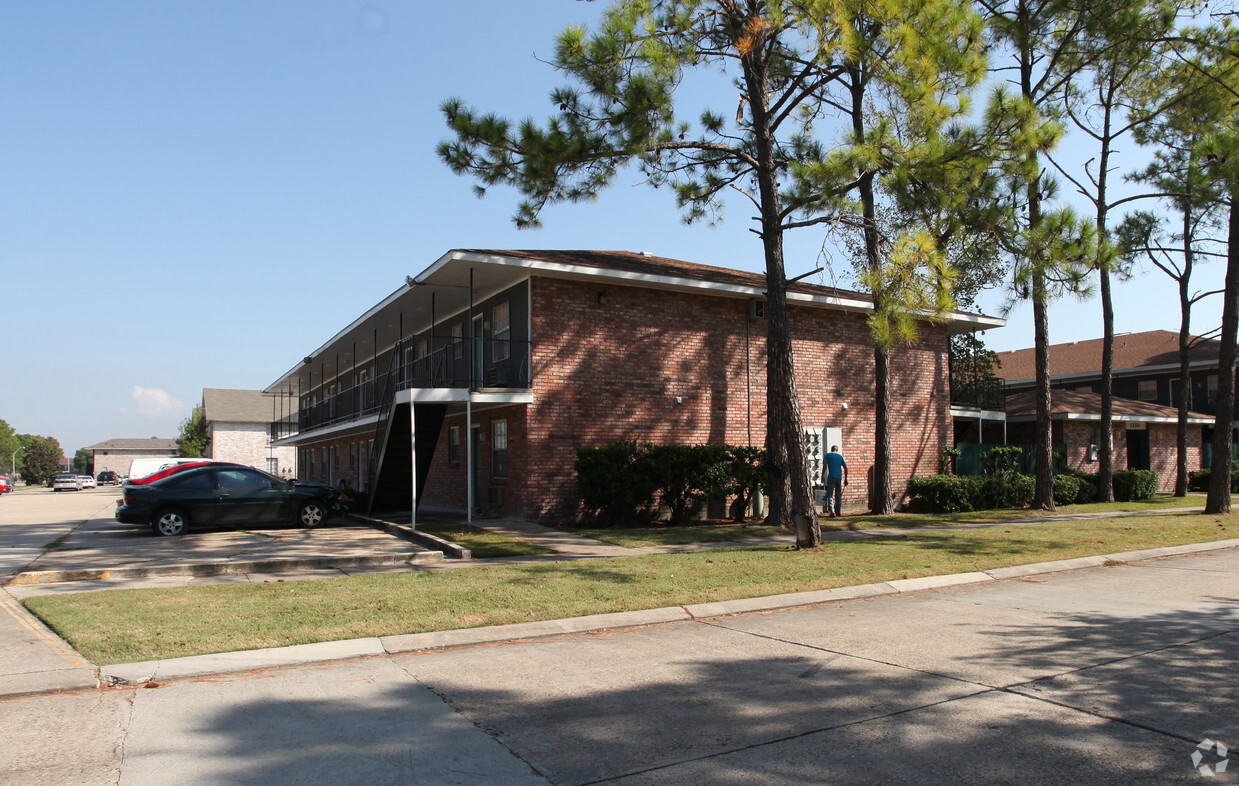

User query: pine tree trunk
[1175,265,1192,497]
[1098,268,1115,501]
[1205,194,1238,515]
[740,6,819,545]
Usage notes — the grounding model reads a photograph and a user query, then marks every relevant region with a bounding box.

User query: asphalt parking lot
[0,485,440,590]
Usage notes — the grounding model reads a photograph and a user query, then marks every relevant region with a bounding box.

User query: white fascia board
[397,388,470,404]
[393,388,534,406]
[1007,412,1212,425]
[950,407,1007,421]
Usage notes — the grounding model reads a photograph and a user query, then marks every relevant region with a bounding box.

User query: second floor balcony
[951,374,1006,411]
[293,337,532,435]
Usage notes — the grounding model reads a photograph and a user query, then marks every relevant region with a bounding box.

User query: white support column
[466,396,473,525]
[410,404,417,530]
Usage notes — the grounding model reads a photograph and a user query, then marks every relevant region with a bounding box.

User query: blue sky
[1,1,1227,456]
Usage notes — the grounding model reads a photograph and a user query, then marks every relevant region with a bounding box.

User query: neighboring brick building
[84,438,179,478]
[265,250,1002,520]
[1004,390,1213,491]
[202,388,298,478]
[995,330,1239,483]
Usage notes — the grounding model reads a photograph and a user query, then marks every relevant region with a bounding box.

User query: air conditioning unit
[749,299,767,319]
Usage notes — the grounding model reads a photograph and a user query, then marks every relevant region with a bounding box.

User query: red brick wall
[524,278,949,519]
[296,433,372,491]
[420,405,528,515]
[1047,421,1202,493]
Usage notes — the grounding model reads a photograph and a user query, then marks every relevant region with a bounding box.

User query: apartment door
[1126,426,1150,470]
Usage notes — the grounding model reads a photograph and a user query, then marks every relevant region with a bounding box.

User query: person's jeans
[824,476,843,515]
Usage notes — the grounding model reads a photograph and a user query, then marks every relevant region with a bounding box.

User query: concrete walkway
[2,488,1233,703]
[6,542,1239,783]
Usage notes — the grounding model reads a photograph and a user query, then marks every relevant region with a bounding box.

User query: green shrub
[978,473,1035,509]
[905,475,979,513]
[1188,467,1239,493]
[725,446,766,522]
[576,441,768,526]
[575,441,658,526]
[647,444,732,524]
[982,445,1024,477]
[1112,469,1158,501]
[1072,477,1098,504]
[1051,474,1082,506]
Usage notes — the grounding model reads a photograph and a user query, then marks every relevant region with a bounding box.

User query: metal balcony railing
[950,375,1006,411]
[293,338,532,436]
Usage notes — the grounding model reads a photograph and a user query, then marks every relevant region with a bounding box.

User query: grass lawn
[411,518,555,559]
[557,494,1206,547]
[24,506,1235,665]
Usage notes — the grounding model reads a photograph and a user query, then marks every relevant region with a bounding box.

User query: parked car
[97,470,121,486]
[53,473,83,492]
[127,457,215,482]
[125,460,243,487]
[0,476,10,494]
[78,475,97,489]
[115,464,348,536]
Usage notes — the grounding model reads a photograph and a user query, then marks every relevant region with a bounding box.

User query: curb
[81,537,1239,692]
[351,513,471,560]
[9,551,445,586]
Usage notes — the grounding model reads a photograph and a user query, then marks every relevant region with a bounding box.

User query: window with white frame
[448,426,461,464]
[492,420,507,479]
[266,457,279,475]
[493,301,511,361]
[349,442,357,470]
[1208,374,1219,405]
[1137,379,1158,402]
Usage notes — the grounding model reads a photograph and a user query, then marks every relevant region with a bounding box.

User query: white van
[127,457,213,482]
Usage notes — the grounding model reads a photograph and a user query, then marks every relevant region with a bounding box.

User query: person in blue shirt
[821,445,848,518]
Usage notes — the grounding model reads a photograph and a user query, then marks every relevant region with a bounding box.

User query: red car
[125,461,244,486]
[0,476,11,494]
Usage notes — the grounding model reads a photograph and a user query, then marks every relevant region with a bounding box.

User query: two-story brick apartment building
[265,250,1002,521]
[994,330,1237,489]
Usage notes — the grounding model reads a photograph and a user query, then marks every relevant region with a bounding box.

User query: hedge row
[1187,467,1239,493]
[575,441,765,526]
[905,469,1157,513]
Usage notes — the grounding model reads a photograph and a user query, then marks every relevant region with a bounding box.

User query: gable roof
[994,330,1223,384]
[268,248,1006,394]
[1005,389,1214,423]
[203,388,290,424]
[84,438,178,451]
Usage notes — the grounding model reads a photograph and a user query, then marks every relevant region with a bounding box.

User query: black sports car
[116,464,348,536]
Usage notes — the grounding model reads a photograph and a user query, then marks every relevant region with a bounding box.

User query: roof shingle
[994,330,1222,382]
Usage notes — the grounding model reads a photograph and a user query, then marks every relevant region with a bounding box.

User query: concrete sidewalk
[2,488,1235,701]
[5,542,1238,783]
[7,532,1239,699]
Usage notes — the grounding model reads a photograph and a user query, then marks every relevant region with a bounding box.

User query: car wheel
[297,500,327,528]
[152,508,190,537]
